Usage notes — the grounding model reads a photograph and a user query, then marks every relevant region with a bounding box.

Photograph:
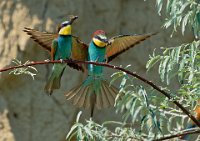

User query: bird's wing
[106,33,157,62]
[23,27,88,71]
[68,36,88,72]
[71,35,88,62]
[51,39,58,60]
[23,27,58,52]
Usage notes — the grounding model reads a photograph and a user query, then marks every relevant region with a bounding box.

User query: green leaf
[175,46,182,63]
[77,127,83,140]
[132,106,143,124]
[159,56,170,82]
[182,11,191,34]
[156,0,164,15]
[76,111,82,123]
[120,76,128,89]
[146,55,161,71]
[66,124,78,140]
[84,127,93,139]
[166,0,173,14]
[110,71,124,86]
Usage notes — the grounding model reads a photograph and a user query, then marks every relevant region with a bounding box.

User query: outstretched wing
[23,27,88,71]
[23,27,58,52]
[68,36,88,72]
[106,32,157,62]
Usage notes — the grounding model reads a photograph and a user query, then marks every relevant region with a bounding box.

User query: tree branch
[1,59,200,128]
[103,125,200,141]
[154,128,200,141]
[106,127,200,141]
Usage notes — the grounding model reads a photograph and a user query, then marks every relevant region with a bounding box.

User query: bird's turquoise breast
[88,41,106,75]
[55,35,72,60]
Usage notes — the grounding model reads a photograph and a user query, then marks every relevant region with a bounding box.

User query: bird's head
[92,30,108,48]
[58,15,78,35]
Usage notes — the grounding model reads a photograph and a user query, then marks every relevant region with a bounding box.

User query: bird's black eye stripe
[61,23,70,27]
[95,36,108,43]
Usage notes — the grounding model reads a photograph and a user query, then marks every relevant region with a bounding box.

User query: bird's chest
[56,36,72,59]
[88,43,106,62]
[88,42,106,74]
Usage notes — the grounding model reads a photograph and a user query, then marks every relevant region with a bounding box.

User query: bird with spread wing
[24,20,157,116]
[64,30,157,117]
[24,15,88,95]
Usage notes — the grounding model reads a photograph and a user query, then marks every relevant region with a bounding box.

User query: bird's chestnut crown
[93,30,106,37]
[92,30,108,48]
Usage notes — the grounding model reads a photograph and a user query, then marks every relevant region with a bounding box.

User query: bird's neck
[59,35,71,37]
[58,25,72,35]
[92,38,107,48]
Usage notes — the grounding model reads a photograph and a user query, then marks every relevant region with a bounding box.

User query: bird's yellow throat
[93,38,107,47]
[59,25,71,35]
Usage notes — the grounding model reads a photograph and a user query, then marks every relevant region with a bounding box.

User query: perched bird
[65,30,157,117]
[24,16,88,95]
[180,103,200,140]
[24,22,157,115]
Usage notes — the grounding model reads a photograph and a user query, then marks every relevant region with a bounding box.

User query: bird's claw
[105,56,108,63]
[44,59,50,62]
[60,59,64,63]
[95,57,100,62]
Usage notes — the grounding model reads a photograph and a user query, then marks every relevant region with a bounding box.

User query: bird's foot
[59,59,64,63]
[105,55,108,63]
[44,59,50,62]
[95,56,100,62]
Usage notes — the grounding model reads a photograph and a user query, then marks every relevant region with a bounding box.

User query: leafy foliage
[156,0,200,38]
[67,111,144,141]
[146,34,200,110]
[147,41,200,85]
[9,59,37,80]
[112,70,162,134]
[66,112,108,141]
[67,67,193,140]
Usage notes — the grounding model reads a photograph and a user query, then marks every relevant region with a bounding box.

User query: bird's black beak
[103,38,109,43]
[107,40,112,45]
[69,15,78,24]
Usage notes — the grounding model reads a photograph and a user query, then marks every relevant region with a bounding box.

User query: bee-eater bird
[24,23,156,115]
[65,30,157,117]
[24,16,88,95]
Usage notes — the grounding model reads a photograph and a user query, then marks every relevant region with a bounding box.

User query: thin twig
[106,134,143,140]
[0,59,200,128]
[149,104,187,117]
[154,128,200,141]
[106,130,144,140]
[106,128,200,141]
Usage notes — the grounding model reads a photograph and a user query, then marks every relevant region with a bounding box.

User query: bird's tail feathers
[45,64,66,95]
[65,75,118,113]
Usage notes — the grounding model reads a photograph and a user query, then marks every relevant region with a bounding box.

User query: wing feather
[23,27,57,52]
[23,27,88,71]
[70,36,88,71]
[106,32,157,62]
